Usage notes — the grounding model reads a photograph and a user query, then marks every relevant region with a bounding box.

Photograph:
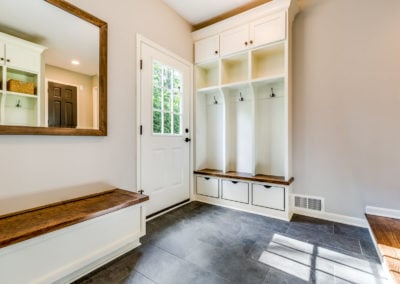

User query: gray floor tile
[118,271,155,284]
[264,266,310,284]
[333,222,371,240]
[75,202,386,284]
[290,214,334,234]
[185,241,269,284]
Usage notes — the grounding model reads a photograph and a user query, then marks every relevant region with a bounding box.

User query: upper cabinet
[220,11,286,57]
[250,11,286,50]
[195,35,220,63]
[195,9,287,63]
[219,24,249,57]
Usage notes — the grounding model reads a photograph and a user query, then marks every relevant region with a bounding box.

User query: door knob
[184,137,191,142]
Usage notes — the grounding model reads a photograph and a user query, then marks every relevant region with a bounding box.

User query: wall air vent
[293,195,324,212]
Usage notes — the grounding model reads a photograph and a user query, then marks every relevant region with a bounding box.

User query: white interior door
[139,39,191,216]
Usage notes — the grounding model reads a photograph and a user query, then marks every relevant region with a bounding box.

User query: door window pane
[153,87,162,109]
[173,114,181,134]
[163,90,171,112]
[153,111,161,134]
[152,60,183,135]
[164,112,171,134]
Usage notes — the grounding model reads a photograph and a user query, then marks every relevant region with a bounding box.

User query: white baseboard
[293,208,368,228]
[365,206,400,219]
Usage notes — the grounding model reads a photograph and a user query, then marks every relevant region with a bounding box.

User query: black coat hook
[239,92,244,102]
[16,99,22,108]
[270,88,275,98]
[213,96,218,104]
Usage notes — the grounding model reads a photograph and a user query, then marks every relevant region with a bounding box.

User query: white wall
[0,0,192,215]
[293,0,400,218]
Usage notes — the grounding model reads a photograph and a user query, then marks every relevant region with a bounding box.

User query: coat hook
[16,99,22,108]
[270,88,275,98]
[239,92,244,102]
[213,96,218,104]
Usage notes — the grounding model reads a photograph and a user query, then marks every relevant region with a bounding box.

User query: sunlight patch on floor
[258,234,388,283]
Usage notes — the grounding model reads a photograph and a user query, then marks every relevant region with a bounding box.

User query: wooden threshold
[194,168,294,186]
[366,214,400,283]
[0,189,148,249]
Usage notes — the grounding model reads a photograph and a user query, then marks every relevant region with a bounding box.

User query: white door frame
[136,34,194,202]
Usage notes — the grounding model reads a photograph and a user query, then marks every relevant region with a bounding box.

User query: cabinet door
[252,184,285,211]
[220,25,249,57]
[6,43,41,72]
[195,35,219,64]
[250,12,286,48]
[0,41,5,66]
[196,176,219,198]
[222,180,249,204]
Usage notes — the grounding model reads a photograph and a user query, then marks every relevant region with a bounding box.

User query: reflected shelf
[5,91,38,98]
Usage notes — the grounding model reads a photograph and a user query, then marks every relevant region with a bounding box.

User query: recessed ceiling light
[71,60,80,65]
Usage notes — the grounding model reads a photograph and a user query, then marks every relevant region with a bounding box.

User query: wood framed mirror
[0,0,107,135]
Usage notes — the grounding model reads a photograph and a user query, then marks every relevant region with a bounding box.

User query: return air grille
[293,195,324,212]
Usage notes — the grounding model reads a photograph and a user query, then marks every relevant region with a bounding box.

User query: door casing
[136,34,194,212]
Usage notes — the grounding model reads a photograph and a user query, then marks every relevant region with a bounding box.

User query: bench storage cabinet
[0,189,148,284]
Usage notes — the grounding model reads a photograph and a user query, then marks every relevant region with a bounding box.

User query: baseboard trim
[293,208,368,228]
[365,206,400,219]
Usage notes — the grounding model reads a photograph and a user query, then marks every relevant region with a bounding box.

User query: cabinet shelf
[196,61,219,89]
[196,85,220,95]
[221,53,249,85]
[194,169,294,186]
[6,91,38,98]
[251,42,285,80]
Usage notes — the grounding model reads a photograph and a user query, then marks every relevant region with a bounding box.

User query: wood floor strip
[366,214,400,283]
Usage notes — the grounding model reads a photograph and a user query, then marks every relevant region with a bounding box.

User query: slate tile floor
[74,202,387,284]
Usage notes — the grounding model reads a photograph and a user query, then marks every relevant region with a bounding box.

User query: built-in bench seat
[0,189,148,284]
[366,214,400,283]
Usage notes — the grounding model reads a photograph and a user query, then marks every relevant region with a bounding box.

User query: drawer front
[252,184,285,211]
[222,180,249,204]
[196,176,219,198]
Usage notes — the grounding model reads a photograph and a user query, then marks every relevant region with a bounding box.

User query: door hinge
[140,125,143,135]
[140,59,143,70]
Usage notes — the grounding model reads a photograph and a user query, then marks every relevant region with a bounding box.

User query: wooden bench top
[366,214,400,283]
[0,189,148,249]
[194,168,294,186]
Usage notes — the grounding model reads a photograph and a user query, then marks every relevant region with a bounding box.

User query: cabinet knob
[6,59,10,62]
[0,57,3,61]
[249,40,253,44]
[214,50,218,54]
[244,41,248,46]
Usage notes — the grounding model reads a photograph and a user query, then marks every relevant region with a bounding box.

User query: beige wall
[45,64,95,129]
[0,0,192,215]
[293,0,400,218]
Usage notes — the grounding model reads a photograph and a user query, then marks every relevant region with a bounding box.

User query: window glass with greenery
[152,61,183,135]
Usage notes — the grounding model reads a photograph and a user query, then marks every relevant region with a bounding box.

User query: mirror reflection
[0,0,100,129]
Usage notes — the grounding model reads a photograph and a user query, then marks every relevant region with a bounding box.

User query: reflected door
[48,81,77,128]
[139,41,191,216]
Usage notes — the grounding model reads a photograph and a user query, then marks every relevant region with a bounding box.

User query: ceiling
[162,0,262,25]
